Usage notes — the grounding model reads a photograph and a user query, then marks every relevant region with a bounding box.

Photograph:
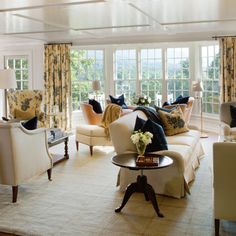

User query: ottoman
[75,124,112,156]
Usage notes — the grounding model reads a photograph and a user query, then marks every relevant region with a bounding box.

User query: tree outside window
[167,48,190,103]
[201,45,220,114]
[140,49,163,106]
[71,49,105,111]
[114,49,136,104]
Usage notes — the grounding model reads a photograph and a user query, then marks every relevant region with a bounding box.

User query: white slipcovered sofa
[109,110,205,198]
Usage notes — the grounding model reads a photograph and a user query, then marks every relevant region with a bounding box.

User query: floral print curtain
[44,44,72,130]
[220,37,236,102]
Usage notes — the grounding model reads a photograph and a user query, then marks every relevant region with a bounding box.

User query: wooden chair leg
[215,219,220,236]
[90,146,93,156]
[76,141,79,151]
[12,186,18,203]
[47,168,52,181]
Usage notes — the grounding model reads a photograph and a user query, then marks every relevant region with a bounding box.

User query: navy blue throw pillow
[162,101,170,107]
[134,116,146,131]
[22,116,38,130]
[172,95,189,105]
[88,99,103,114]
[230,105,236,127]
[109,94,128,109]
[134,116,168,152]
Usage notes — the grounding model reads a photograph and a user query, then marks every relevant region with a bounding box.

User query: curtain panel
[44,44,72,130]
[220,37,236,102]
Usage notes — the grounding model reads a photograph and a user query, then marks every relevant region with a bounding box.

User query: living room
[0,0,236,235]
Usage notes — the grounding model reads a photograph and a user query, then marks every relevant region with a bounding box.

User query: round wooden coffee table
[112,153,173,217]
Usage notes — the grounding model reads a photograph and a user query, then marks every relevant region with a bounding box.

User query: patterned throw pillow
[14,108,36,120]
[158,106,189,136]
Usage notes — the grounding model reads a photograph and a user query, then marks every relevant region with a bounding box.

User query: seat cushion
[76,125,106,137]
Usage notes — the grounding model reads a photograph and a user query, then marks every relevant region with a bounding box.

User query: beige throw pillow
[159,106,189,136]
[14,109,35,120]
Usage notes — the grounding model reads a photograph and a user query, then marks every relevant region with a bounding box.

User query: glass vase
[136,142,147,157]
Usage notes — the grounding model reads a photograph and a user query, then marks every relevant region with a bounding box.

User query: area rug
[0,136,236,236]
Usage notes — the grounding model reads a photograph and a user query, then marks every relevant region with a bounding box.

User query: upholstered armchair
[163,97,194,125]
[213,142,236,236]
[219,101,236,137]
[80,102,103,125]
[7,89,45,127]
[0,122,53,202]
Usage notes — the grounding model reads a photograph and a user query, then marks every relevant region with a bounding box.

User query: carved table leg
[115,174,164,217]
[115,183,137,212]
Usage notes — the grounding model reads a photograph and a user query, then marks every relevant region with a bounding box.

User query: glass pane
[175,48,181,58]
[213,104,219,114]
[15,70,21,80]
[7,59,14,69]
[202,47,207,57]
[182,48,189,57]
[15,59,21,69]
[23,70,28,80]
[167,48,174,58]
[22,58,28,68]
[16,81,21,90]
[23,81,28,89]
[148,49,155,58]
[141,49,147,59]
[167,59,174,78]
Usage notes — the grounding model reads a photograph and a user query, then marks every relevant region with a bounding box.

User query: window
[167,48,190,102]
[114,49,137,104]
[140,49,163,106]
[71,49,104,111]
[5,56,29,90]
[201,45,220,114]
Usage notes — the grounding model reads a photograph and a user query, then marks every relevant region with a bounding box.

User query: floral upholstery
[7,89,45,127]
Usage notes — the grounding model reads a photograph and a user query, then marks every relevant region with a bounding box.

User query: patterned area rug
[0,135,236,236]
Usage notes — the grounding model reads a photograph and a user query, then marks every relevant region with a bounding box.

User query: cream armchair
[0,122,53,202]
[220,101,236,137]
[213,142,236,235]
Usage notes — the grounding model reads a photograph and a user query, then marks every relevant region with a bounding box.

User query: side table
[112,153,173,217]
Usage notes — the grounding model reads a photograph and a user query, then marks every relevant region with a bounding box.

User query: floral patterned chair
[7,89,45,127]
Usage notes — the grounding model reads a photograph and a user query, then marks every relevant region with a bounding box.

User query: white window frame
[199,42,220,116]
[70,47,105,111]
[1,50,33,89]
[5,55,30,90]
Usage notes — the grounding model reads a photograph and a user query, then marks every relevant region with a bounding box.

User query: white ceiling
[0,0,236,45]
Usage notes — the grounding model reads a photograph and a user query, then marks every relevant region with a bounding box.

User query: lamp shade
[192,81,203,92]
[92,80,101,91]
[0,69,16,89]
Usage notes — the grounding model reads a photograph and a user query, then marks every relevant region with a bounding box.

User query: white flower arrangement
[133,95,151,106]
[130,130,153,146]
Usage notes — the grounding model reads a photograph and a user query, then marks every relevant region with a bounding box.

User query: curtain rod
[212,35,236,40]
[45,43,72,46]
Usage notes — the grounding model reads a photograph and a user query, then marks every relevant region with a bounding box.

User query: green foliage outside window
[71,49,104,111]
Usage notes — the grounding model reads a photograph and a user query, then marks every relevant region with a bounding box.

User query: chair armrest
[220,122,231,136]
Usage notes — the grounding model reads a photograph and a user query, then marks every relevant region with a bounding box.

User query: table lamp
[0,69,16,117]
[92,80,101,100]
[192,80,208,138]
